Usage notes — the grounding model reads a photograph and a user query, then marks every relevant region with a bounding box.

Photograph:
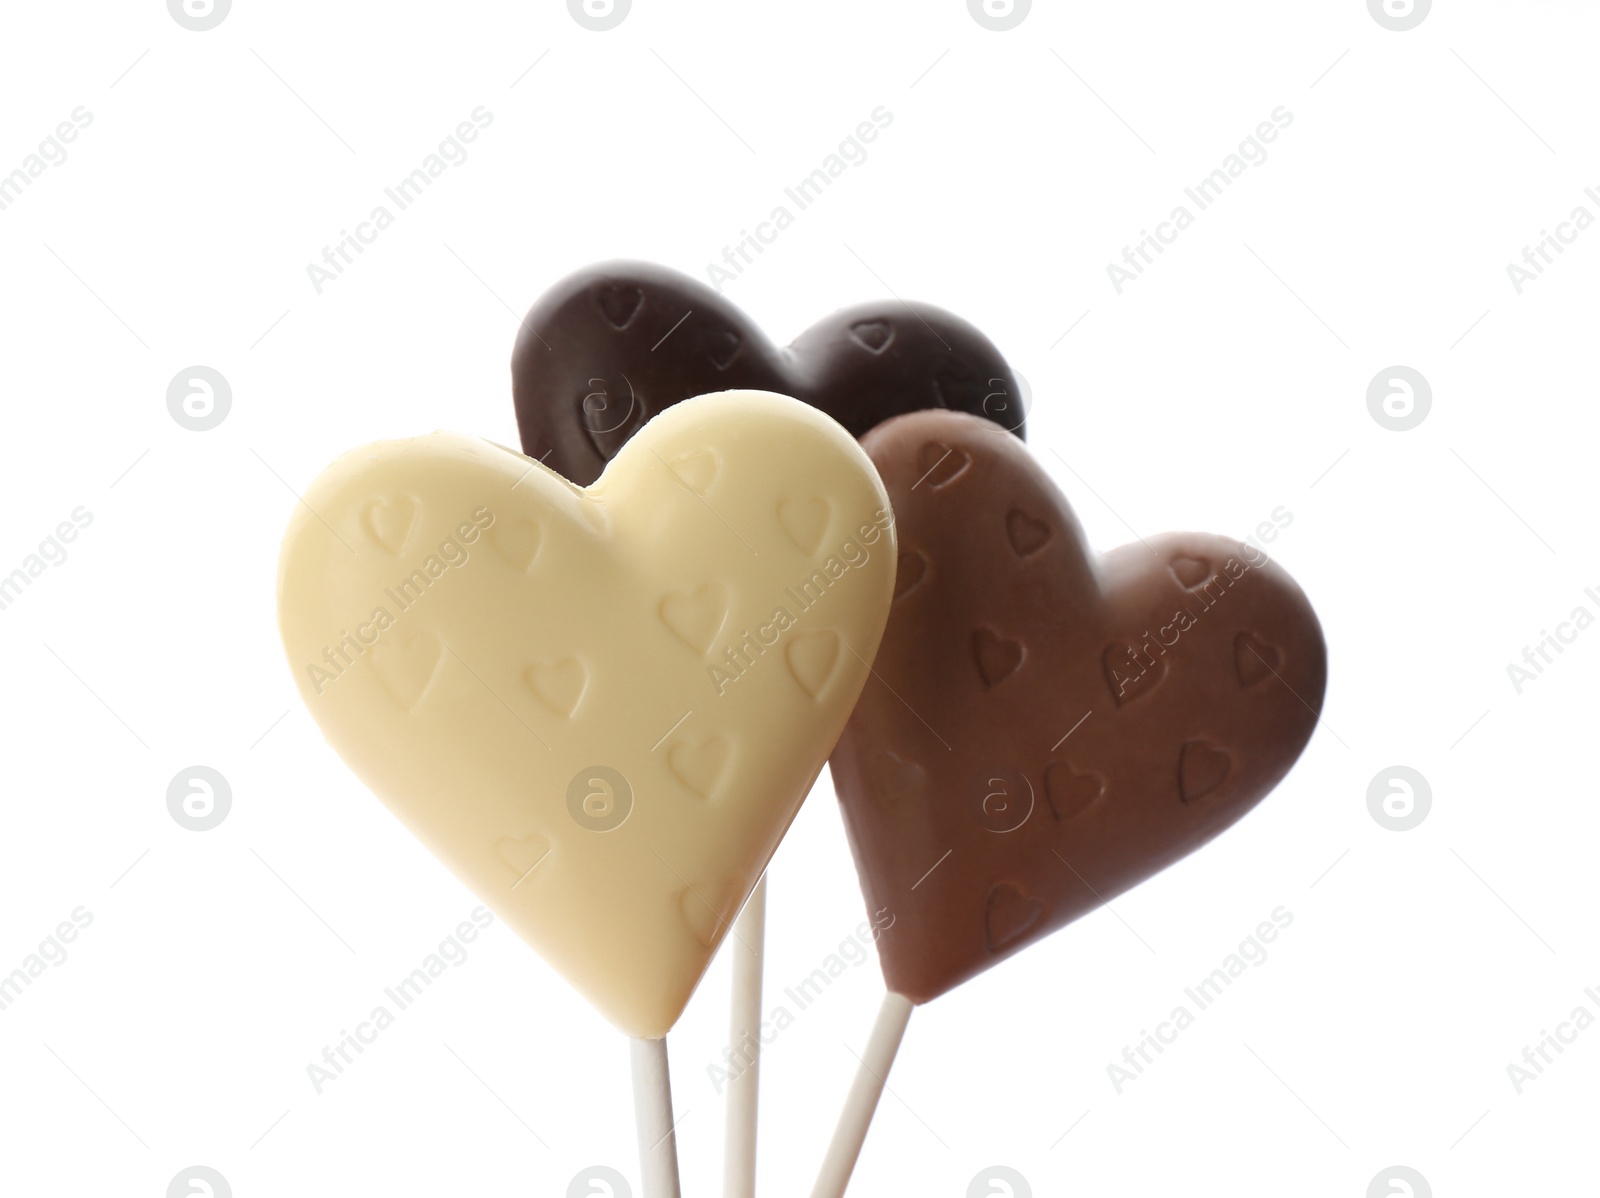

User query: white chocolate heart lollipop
[276,390,897,1040]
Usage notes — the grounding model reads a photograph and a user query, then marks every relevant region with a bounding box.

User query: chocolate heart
[829,411,1327,1004]
[512,260,1025,485]
[276,392,899,1039]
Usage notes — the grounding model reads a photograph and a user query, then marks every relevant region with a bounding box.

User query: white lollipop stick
[809,991,915,1198]
[631,1036,683,1198]
[724,873,768,1197]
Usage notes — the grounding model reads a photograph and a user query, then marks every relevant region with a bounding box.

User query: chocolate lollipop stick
[632,1037,683,1198]
[724,875,767,1197]
[511,265,1025,1193]
[810,993,914,1198]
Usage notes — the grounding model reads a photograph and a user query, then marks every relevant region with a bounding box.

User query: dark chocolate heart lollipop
[830,410,1327,1004]
[512,260,1025,484]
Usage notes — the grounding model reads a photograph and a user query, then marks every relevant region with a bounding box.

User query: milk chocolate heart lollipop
[810,410,1325,1196]
[512,260,1025,485]
[833,409,1326,1001]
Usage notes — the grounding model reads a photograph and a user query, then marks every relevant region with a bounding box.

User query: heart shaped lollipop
[276,391,897,1040]
[809,411,1327,1196]
[831,410,1327,1003]
[511,260,1026,485]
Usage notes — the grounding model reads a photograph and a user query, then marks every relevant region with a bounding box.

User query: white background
[0,1,1594,1195]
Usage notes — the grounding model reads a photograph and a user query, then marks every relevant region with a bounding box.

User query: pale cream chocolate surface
[277,390,896,1038]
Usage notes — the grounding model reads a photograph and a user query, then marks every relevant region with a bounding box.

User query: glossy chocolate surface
[513,261,1025,485]
[829,411,1327,1004]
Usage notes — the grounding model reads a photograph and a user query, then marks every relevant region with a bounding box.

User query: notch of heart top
[511,260,1026,485]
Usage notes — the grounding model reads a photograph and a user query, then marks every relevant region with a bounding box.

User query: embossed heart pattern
[829,411,1327,1004]
[512,259,1026,486]
[277,391,898,1039]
